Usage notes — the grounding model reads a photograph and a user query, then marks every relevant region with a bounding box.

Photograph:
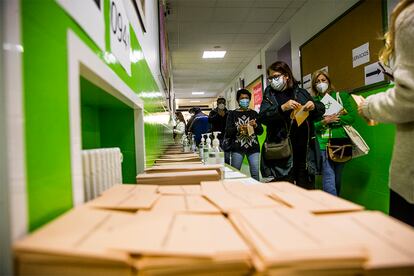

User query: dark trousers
[389,189,414,227]
[279,150,315,190]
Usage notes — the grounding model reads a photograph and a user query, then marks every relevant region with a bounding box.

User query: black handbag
[264,137,292,160]
[221,137,233,152]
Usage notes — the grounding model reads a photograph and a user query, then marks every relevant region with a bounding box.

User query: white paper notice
[320,93,343,116]
[109,0,131,75]
[57,0,105,51]
[302,74,311,89]
[352,42,370,68]
[364,62,384,85]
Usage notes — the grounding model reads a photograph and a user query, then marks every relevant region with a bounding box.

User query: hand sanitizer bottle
[210,131,225,179]
[191,135,197,152]
[203,133,211,164]
[182,134,190,152]
[199,134,205,161]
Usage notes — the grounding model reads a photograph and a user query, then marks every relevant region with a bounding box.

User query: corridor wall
[12,0,170,237]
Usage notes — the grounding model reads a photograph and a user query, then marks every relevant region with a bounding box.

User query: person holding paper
[225,89,263,181]
[259,61,325,189]
[359,0,414,226]
[312,70,358,196]
[173,111,186,144]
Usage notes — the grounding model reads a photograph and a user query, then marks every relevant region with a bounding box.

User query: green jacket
[314,91,358,150]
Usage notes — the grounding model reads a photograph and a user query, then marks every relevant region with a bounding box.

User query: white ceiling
[166,0,307,106]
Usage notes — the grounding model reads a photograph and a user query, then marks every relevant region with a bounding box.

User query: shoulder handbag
[327,136,353,162]
[343,125,370,158]
[221,111,234,152]
[333,92,369,159]
[263,96,293,160]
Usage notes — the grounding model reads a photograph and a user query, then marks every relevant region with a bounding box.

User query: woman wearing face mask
[173,111,186,144]
[225,89,263,181]
[312,70,358,196]
[259,61,325,189]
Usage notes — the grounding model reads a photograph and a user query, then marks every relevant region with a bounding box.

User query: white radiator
[81,148,123,201]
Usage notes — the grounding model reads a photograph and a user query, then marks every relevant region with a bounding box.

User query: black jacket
[259,84,325,178]
[208,107,228,140]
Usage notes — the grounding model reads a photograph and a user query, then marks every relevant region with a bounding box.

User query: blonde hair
[311,70,334,95]
[379,0,414,65]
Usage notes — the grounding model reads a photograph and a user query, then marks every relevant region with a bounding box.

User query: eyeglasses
[268,75,283,81]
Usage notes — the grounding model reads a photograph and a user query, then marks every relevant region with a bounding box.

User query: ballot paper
[320,93,343,116]
[293,106,309,126]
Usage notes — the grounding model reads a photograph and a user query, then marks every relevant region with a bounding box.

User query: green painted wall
[340,84,395,213]
[21,0,168,231]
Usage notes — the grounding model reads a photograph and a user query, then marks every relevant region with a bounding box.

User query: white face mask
[316,82,329,93]
[270,76,286,91]
[218,103,225,110]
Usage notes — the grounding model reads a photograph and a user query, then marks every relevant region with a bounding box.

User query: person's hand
[302,101,315,111]
[322,114,340,125]
[239,125,248,135]
[218,109,225,116]
[249,119,257,128]
[357,99,366,117]
[282,100,301,111]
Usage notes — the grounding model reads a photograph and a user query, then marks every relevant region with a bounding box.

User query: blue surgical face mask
[239,99,250,109]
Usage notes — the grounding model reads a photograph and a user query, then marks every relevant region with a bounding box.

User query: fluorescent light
[202,51,226,59]
[190,100,201,103]
[192,92,205,95]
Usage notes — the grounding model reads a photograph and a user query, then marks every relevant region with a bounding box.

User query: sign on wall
[109,0,132,76]
[352,42,370,68]
[56,0,105,51]
[246,76,263,113]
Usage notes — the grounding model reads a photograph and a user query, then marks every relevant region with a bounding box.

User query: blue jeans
[231,151,260,181]
[321,150,345,196]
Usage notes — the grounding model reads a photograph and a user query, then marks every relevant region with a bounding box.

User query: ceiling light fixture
[190,100,201,103]
[192,92,205,95]
[202,51,226,59]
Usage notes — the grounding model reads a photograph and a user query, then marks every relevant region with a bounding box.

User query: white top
[361,4,414,203]
[173,121,186,143]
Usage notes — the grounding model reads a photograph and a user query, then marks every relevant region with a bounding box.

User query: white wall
[124,0,165,94]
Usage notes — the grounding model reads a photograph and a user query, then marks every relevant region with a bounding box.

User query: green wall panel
[22,0,168,231]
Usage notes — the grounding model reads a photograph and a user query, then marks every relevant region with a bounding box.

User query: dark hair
[236,89,251,101]
[175,111,185,123]
[217,96,226,103]
[267,61,297,89]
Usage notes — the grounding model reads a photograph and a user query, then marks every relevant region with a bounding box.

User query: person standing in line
[225,89,263,181]
[208,96,230,164]
[312,70,358,196]
[173,111,186,144]
[259,61,325,189]
[359,0,414,226]
[187,107,210,146]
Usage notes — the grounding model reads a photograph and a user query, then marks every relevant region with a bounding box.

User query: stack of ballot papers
[102,212,252,275]
[137,170,220,185]
[157,185,202,195]
[154,156,201,164]
[145,164,223,175]
[268,186,364,214]
[14,207,138,276]
[87,184,160,211]
[316,211,414,275]
[229,208,368,274]
[149,195,220,214]
[201,181,284,213]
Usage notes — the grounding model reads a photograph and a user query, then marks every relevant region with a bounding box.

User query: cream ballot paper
[320,93,343,116]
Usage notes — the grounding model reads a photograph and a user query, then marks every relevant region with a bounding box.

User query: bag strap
[264,95,294,136]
